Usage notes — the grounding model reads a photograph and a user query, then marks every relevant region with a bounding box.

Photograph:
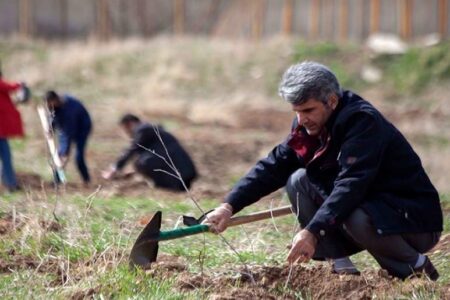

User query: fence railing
[0,0,448,42]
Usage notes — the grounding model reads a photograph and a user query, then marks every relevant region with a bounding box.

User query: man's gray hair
[278,61,342,105]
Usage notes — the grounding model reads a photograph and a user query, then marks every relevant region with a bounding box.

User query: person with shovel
[0,67,26,192]
[102,114,197,192]
[44,90,92,185]
[204,61,443,280]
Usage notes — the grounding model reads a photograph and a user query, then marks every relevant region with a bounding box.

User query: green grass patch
[374,42,450,94]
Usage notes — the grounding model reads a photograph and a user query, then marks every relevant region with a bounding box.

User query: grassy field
[0,191,449,299]
[0,37,449,299]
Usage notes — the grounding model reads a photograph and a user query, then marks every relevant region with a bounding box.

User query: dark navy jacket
[225,91,443,239]
[115,122,197,182]
[52,95,92,156]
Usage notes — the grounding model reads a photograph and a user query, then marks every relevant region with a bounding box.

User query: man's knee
[343,208,374,244]
[286,169,308,205]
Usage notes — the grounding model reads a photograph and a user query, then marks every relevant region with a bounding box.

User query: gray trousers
[286,169,440,279]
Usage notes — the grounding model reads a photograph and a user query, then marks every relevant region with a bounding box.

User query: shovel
[129,205,293,269]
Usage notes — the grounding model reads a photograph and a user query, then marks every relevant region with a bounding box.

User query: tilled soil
[147,259,445,299]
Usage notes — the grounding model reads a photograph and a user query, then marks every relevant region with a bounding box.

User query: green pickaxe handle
[158,224,210,241]
[156,205,293,241]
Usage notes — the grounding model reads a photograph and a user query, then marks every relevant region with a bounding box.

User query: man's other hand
[102,166,117,180]
[201,203,233,234]
[287,229,317,265]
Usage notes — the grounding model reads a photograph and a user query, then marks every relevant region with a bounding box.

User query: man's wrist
[220,203,234,214]
[303,228,318,245]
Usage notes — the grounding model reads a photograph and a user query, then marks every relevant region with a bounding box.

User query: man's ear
[329,94,339,110]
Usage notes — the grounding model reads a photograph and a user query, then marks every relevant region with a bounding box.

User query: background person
[102,114,197,192]
[44,90,92,185]
[0,68,26,192]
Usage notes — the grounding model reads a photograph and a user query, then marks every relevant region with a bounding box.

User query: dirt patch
[0,218,14,235]
[16,172,46,190]
[39,219,62,232]
[0,213,61,235]
[144,255,188,276]
[176,264,387,299]
[146,261,442,299]
[71,287,100,300]
[0,255,39,273]
[0,214,22,235]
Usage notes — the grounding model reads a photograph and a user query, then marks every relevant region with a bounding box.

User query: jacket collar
[324,94,345,133]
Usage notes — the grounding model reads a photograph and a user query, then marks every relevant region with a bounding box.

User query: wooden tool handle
[228,205,293,227]
[154,205,293,242]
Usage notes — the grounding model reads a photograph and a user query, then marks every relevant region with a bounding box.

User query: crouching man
[204,62,443,280]
[102,114,197,192]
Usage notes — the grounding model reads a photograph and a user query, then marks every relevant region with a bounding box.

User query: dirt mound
[176,264,387,299]
[146,260,442,299]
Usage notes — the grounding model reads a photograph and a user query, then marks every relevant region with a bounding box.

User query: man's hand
[287,229,317,265]
[102,166,117,180]
[201,203,233,234]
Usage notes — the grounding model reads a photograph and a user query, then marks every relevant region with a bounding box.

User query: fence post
[399,0,412,40]
[60,0,68,38]
[339,0,348,42]
[97,0,111,41]
[137,0,149,36]
[281,0,293,35]
[19,0,33,38]
[370,0,380,34]
[439,0,448,38]
[252,0,265,41]
[310,0,320,39]
[173,0,185,35]
[119,0,128,36]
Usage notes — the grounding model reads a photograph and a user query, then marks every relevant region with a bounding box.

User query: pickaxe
[129,205,293,269]
[37,105,66,184]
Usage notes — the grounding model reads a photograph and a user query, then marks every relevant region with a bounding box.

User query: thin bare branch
[135,125,256,284]
[153,168,180,180]
[269,199,280,233]
[285,191,301,289]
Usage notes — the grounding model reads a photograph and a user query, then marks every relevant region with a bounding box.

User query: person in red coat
[0,69,25,192]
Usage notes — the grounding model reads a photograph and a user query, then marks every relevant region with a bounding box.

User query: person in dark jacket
[204,62,443,280]
[45,90,92,185]
[0,69,25,192]
[102,114,197,192]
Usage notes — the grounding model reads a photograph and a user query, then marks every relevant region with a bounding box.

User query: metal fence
[0,0,448,41]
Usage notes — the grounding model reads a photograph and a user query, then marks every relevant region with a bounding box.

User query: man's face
[47,99,60,110]
[292,96,338,136]
[121,122,135,138]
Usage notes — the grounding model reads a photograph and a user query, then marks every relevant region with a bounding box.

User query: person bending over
[45,90,92,185]
[102,114,197,192]
[204,61,442,280]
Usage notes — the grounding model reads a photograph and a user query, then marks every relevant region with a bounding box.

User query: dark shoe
[331,264,361,275]
[413,256,439,281]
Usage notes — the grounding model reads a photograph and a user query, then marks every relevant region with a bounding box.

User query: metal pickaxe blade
[129,205,293,269]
